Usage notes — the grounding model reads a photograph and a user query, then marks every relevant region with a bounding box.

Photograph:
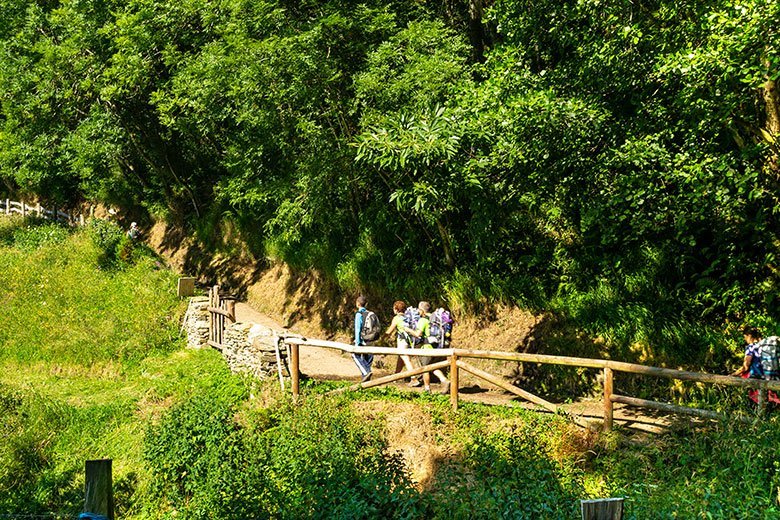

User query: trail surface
[235,302,689,434]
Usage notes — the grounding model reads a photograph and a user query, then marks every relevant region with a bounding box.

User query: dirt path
[235,302,677,434]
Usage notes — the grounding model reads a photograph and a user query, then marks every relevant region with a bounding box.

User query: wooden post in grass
[450,353,459,411]
[84,459,114,520]
[603,367,614,432]
[290,343,300,401]
[581,497,623,520]
[177,277,196,298]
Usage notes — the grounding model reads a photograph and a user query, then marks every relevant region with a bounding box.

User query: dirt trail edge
[234,302,679,434]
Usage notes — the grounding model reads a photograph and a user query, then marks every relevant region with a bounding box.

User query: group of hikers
[352,296,453,393]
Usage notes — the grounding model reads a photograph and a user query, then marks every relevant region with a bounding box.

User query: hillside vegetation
[1,219,780,518]
[1,0,778,365]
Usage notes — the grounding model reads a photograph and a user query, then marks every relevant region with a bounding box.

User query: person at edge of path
[352,295,374,382]
[385,300,422,387]
[127,222,140,240]
[731,326,764,379]
[405,301,449,394]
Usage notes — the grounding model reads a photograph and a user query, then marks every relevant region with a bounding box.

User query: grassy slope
[0,218,233,517]
[1,218,779,519]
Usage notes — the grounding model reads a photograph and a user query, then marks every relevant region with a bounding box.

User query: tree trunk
[763,75,779,179]
[468,0,486,63]
[436,218,456,269]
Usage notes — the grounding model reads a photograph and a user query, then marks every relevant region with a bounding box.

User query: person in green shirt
[385,300,421,387]
[405,301,449,393]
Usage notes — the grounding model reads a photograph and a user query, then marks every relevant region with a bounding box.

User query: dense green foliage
[146,392,422,519]
[1,221,780,518]
[1,0,778,361]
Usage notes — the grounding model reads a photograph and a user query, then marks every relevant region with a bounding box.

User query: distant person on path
[731,326,764,379]
[127,222,140,240]
[406,301,449,393]
[385,300,422,387]
[353,295,379,382]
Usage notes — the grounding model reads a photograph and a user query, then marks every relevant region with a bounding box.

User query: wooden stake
[450,354,459,411]
[84,459,114,520]
[581,497,623,520]
[291,344,300,401]
[225,300,236,325]
[603,367,613,432]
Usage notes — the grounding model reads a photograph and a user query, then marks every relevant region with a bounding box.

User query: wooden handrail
[282,337,780,392]
[280,335,778,430]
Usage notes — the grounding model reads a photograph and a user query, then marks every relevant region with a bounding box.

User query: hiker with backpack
[731,326,765,379]
[385,300,422,387]
[405,301,450,394]
[732,326,780,409]
[353,295,380,382]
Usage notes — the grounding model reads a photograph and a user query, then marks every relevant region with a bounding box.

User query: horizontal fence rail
[281,336,778,429]
[1,199,85,225]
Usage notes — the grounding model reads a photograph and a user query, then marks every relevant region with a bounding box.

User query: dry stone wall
[222,322,289,379]
[182,297,288,380]
[182,296,210,349]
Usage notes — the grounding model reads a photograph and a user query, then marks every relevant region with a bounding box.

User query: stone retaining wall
[182,296,210,349]
[222,322,289,379]
[182,297,288,379]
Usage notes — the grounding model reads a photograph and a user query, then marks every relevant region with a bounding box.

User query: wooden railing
[207,285,236,350]
[280,337,780,430]
[1,198,85,225]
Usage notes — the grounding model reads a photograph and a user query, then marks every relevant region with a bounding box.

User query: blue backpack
[403,307,422,346]
[759,336,780,380]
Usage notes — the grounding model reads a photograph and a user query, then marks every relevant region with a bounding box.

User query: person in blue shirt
[352,295,374,382]
[732,326,764,378]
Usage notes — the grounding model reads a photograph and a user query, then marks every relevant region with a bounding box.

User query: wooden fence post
[450,354,459,411]
[84,459,114,520]
[208,287,214,346]
[291,343,300,401]
[225,299,236,325]
[581,497,623,520]
[4,199,8,214]
[603,367,614,432]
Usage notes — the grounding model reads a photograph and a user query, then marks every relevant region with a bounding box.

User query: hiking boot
[440,381,450,394]
[408,378,423,387]
[361,372,372,383]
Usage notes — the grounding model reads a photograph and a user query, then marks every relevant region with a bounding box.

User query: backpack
[360,310,381,343]
[403,307,422,346]
[429,308,453,348]
[759,336,780,380]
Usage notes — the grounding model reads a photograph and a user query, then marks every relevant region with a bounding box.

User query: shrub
[86,219,125,268]
[145,392,423,519]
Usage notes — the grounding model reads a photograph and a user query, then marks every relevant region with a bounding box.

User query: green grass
[0,217,234,518]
